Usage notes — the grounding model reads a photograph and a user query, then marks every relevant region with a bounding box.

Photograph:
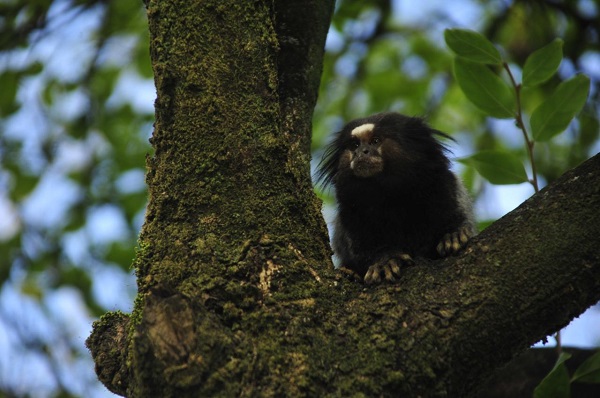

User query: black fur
[317,112,472,280]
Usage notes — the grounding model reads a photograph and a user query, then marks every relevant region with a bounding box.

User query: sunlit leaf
[523,39,563,87]
[444,28,502,64]
[531,74,591,141]
[572,350,600,383]
[458,150,528,185]
[453,58,515,118]
[534,352,572,398]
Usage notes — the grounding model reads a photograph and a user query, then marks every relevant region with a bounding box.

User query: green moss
[98,0,340,396]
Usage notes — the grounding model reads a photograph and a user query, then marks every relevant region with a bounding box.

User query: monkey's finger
[437,234,451,256]
[436,240,446,256]
[365,266,382,284]
[459,228,470,244]
[388,259,401,276]
[383,261,400,282]
[398,253,414,266]
[451,233,461,253]
[383,266,395,282]
[444,235,453,253]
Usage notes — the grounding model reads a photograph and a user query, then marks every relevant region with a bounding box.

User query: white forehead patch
[350,123,375,139]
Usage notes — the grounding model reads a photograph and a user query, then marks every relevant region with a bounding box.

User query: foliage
[0,0,151,396]
[572,350,600,384]
[444,26,595,397]
[533,351,600,398]
[534,352,572,398]
[445,27,590,191]
[0,0,599,396]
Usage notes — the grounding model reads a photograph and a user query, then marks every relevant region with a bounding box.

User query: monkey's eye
[370,137,380,145]
[350,139,360,149]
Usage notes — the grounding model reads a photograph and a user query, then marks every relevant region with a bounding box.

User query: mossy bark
[86,1,600,397]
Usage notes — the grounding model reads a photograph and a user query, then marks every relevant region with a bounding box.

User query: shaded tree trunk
[87,1,600,396]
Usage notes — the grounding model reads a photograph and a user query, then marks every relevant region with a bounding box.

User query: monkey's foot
[364,253,414,285]
[436,225,474,257]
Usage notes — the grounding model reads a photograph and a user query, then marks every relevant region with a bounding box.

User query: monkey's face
[317,113,449,188]
[339,123,385,178]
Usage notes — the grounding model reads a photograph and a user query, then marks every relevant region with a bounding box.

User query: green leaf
[579,113,600,147]
[458,150,528,185]
[572,350,600,383]
[523,39,563,87]
[453,58,516,118]
[106,241,136,270]
[477,219,495,231]
[444,28,502,64]
[90,67,121,102]
[134,39,153,78]
[24,61,44,76]
[0,237,20,285]
[12,174,39,201]
[21,277,44,301]
[531,74,591,141]
[534,352,572,398]
[0,71,20,116]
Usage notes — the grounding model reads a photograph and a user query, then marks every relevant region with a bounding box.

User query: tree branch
[350,151,600,396]
[89,153,600,396]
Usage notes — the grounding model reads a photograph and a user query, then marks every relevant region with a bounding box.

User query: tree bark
[87,1,600,396]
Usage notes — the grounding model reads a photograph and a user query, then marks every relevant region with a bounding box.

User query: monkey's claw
[436,225,473,257]
[364,253,414,285]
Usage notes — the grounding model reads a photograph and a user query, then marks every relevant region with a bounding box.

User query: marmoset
[317,112,476,284]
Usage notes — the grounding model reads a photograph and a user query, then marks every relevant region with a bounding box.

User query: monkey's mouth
[351,158,383,178]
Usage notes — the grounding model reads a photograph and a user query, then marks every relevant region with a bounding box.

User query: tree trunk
[87,1,600,396]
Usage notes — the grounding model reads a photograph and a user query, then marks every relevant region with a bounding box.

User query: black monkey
[317,112,476,284]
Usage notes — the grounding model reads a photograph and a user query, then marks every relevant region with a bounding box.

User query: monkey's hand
[436,224,475,257]
[364,253,414,285]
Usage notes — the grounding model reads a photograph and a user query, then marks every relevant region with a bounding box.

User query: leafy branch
[444,28,594,398]
[444,29,590,192]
